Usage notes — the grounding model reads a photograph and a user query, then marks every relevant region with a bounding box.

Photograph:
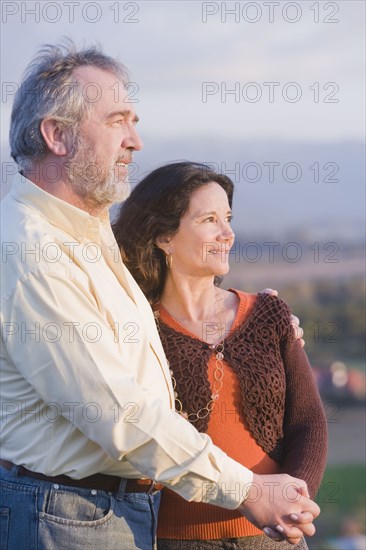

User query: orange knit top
[156,291,281,540]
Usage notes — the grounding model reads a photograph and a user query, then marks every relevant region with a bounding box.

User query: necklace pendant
[216,352,224,360]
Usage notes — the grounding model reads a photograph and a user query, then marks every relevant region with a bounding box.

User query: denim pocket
[38,485,113,526]
[0,508,10,550]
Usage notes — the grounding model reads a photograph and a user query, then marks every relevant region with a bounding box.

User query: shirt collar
[11,172,111,245]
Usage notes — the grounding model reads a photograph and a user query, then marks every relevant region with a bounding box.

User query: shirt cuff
[203,456,254,510]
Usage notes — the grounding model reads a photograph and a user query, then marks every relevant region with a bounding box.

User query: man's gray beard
[65,145,131,210]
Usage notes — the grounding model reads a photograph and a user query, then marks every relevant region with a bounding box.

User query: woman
[113,162,327,550]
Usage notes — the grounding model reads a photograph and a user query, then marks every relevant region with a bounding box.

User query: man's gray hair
[10,39,130,168]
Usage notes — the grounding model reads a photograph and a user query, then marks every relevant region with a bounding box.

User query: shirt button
[53,484,59,489]
[91,489,97,495]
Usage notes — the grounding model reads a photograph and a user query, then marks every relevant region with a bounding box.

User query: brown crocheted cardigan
[157,292,328,498]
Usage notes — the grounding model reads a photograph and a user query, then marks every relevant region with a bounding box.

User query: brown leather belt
[0,459,163,494]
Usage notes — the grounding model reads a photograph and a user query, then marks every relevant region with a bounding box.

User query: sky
[1,0,365,238]
[1,0,364,143]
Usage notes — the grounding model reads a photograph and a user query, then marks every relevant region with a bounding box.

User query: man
[0,42,319,549]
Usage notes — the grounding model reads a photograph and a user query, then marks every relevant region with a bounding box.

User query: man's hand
[238,473,320,545]
[262,288,305,347]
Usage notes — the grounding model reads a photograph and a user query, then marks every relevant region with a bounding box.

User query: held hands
[262,288,305,347]
[238,473,320,545]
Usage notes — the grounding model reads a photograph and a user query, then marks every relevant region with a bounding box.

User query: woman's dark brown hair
[113,161,234,303]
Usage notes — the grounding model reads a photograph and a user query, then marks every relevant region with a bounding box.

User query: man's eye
[205,217,216,222]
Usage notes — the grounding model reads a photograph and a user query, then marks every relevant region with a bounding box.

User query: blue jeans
[0,464,161,550]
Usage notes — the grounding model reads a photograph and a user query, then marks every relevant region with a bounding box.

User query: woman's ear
[155,234,172,254]
[40,118,71,156]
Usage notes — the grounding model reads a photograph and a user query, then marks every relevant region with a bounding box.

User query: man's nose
[123,124,143,151]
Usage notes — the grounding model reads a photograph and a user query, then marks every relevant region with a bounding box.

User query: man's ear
[155,234,172,255]
[40,118,70,156]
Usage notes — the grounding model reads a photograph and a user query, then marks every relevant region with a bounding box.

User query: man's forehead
[73,65,126,94]
[73,65,133,112]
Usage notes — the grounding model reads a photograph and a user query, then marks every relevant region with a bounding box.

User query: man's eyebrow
[106,110,139,123]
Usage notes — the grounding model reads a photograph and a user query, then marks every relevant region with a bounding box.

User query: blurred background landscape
[1,1,365,548]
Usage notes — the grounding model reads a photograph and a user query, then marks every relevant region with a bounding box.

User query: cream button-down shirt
[0,173,253,509]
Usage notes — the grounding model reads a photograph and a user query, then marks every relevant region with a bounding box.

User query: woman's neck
[159,275,239,345]
[159,275,220,322]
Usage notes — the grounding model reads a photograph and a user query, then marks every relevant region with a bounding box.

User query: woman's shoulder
[229,288,292,326]
[229,287,290,307]
[226,288,257,306]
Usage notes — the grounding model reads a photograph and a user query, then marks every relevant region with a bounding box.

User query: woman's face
[161,182,235,279]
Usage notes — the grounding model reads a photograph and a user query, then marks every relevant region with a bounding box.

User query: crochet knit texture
[157,293,327,497]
